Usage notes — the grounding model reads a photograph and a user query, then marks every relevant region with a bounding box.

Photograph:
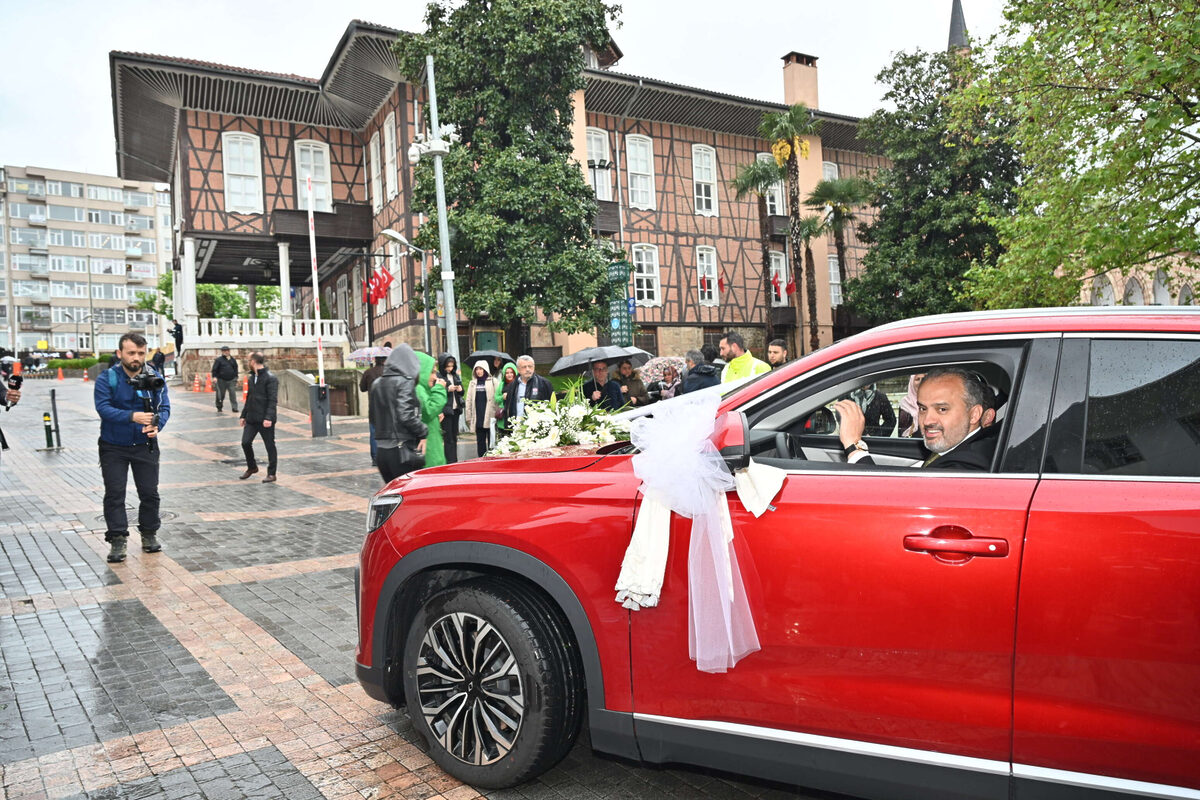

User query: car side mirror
[711,410,750,471]
[803,407,837,435]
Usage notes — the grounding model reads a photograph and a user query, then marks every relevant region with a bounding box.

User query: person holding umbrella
[583,360,623,410]
[614,359,651,407]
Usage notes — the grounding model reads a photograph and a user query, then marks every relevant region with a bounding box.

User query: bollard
[50,388,62,449]
[43,412,54,448]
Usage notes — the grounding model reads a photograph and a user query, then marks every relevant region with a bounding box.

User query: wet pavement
[0,377,821,800]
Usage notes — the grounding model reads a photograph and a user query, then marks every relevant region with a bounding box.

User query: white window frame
[626,135,655,210]
[369,132,382,213]
[352,266,364,326]
[757,152,785,216]
[295,140,332,213]
[631,244,661,306]
[336,274,349,320]
[822,161,840,181]
[586,128,612,201]
[692,144,718,216]
[769,251,789,307]
[696,246,718,306]
[383,113,398,200]
[388,241,405,307]
[828,253,842,307]
[221,132,264,214]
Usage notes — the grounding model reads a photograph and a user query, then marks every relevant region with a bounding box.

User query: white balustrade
[190,317,348,348]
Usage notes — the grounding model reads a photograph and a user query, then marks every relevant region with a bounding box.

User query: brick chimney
[781,52,819,109]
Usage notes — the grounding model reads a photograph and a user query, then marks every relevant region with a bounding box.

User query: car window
[1082,339,1200,477]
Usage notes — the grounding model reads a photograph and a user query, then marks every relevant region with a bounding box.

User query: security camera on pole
[407,53,461,366]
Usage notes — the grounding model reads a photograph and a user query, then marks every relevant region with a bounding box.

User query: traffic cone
[204,375,213,393]
[241,374,249,400]
[12,362,21,375]
[57,367,64,380]
[192,374,201,392]
[82,368,89,382]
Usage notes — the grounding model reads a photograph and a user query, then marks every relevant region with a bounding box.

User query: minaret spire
[948,0,968,51]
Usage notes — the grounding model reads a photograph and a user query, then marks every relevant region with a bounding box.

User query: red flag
[699,276,710,293]
[786,278,797,296]
[771,272,782,295]
[717,275,725,293]
[370,268,394,305]
[363,278,375,305]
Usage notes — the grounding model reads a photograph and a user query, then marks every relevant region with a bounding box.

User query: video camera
[130,365,165,392]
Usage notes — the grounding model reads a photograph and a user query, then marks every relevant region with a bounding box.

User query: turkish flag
[700,276,710,293]
[717,275,725,293]
[786,278,797,296]
[771,272,782,294]
[371,268,394,305]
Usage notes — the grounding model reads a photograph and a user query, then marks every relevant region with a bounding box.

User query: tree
[730,158,787,344]
[804,176,870,293]
[136,275,280,319]
[760,105,822,349]
[847,49,1021,322]
[951,0,1200,308]
[793,215,827,352]
[395,0,622,348]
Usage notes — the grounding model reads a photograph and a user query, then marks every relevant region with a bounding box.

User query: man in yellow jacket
[719,331,771,383]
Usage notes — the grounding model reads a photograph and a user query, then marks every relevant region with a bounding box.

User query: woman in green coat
[494,362,518,438]
[415,350,449,467]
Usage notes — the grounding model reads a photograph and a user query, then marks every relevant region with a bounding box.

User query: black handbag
[397,440,424,471]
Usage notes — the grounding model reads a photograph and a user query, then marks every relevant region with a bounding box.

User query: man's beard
[924,422,968,454]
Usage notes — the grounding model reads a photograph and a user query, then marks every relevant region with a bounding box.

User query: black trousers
[442,414,459,463]
[99,439,160,542]
[242,421,277,474]
[475,425,491,457]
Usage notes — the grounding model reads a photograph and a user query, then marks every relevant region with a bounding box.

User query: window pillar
[278,241,293,337]
[181,236,199,339]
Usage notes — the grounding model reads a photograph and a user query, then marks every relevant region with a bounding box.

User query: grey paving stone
[57,745,323,799]
[160,483,321,514]
[0,598,237,764]
[309,471,384,496]
[213,567,357,687]
[0,529,120,599]
[163,511,367,573]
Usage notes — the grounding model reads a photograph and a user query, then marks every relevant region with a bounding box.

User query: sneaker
[106,537,127,563]
[141,533,162,553]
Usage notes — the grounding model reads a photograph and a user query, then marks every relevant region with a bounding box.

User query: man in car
[835,367,999,470]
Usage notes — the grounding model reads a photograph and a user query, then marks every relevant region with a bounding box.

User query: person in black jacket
[239,352,278,482]
[836,367,997,470]
[583,360,624,410]
[848,383,896,437]
[502,355,553,426]
[437,353,463,463]
[369,344,428,482]
[681,349,721,394]
[211,345,239,413]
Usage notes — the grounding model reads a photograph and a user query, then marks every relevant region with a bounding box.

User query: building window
[828,253,842,307]
[631,244,660,306]
[388,241,405,308]
[692,144,718,216]
[586,128,612,201]
[626,135,655,210]
[757,153,785,216]
[769,251,789,307]
[383,113,398,200]
[369,132,382,213]
[634,327,658,355]
[1122,276,1145,305]
[221,132,263,214]
[696,246,718,306]
[336,274,349,320]
[294,140,332,212]
[352,265,364,326]
[10,227,46,247]
[822,161,839,181]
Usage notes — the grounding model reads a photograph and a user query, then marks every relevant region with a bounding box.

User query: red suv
[357,307,1200,799]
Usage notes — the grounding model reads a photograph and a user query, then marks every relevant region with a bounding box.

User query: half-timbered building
[110,19,884,370]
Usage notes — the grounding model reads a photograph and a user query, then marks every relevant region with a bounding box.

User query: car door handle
[904,526,1009,563]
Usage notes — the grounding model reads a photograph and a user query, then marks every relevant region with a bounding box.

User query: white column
[278,241,293,338]
[181,236,199,340]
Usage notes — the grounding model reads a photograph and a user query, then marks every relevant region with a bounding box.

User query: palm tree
[805,176,871,291]
[760,104,821,350]
[731,158,787,344]
[794,215,826,352]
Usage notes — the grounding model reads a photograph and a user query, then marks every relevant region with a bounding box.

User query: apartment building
[0,165,170,356]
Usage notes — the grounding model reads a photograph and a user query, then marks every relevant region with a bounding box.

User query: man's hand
[417,438,427,455]
[263,420,273,428]
[240,418,246,428]
[833,399,866,448]
[438,413,444,422]
[591,390,602,402]
[142,425,159,439]
[132,411,155,425]
[5,389,20,405]
[620,385,628,394]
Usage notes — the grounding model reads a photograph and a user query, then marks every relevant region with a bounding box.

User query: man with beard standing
[95,332,171,563]
[239,352,279,483]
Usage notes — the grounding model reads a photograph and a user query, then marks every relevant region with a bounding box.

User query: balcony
[124,247,145,258]
[19,320,52,332]
[191,317,349,348]
[28,295,51,305]
[28,264,50,278]
[27,213,47,226]
[128,320,147,331]
[593,199,620,235]
[768,215,790,240]
[26,186,45,199]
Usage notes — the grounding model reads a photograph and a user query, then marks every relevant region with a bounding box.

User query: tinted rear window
[1084,339,1200,477]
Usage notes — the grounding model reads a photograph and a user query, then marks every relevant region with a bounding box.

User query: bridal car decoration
[488,382,630,455]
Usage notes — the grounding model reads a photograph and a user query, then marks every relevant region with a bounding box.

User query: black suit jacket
[861,424,1000,471]
[503,374,553,420]
[241,368,278,424]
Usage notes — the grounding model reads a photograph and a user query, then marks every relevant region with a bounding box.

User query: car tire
[401,578,582,788]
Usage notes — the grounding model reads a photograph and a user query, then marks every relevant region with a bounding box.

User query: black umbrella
[550,345,652,375]
[466,349,513,366]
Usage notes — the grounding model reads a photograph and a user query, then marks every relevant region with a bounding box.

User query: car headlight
[367,492,403,534]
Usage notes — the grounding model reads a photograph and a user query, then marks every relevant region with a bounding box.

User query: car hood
[415,444,614,476]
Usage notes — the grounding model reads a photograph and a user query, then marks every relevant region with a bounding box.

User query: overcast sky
[0,0,1006,178]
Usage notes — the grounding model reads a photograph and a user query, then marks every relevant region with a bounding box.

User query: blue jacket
[95,365,171,446]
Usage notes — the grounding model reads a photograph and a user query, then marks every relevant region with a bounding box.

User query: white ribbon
[614,393,786,672]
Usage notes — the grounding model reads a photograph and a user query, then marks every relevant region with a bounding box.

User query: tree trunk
[247,285,257,319]
[506,319,525,361]
[804,243,820,352]
[833,226,849,289]
[757,195,774,346]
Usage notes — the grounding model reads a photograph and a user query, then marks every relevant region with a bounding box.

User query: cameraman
[0,360,22,467]
[94,332,171,563]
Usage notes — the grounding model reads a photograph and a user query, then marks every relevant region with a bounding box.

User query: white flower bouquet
[489,380,630,455]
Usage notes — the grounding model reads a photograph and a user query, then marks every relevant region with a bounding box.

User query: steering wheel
[774,431,793,459]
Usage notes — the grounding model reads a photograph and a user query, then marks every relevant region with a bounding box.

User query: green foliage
[135,273,281,319]
[395,0,622,334]
[805,176,871,290]
[46,358,99,370]
[950,0,1200,308]
[730,158,786,342]
[848,49,1021,321]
